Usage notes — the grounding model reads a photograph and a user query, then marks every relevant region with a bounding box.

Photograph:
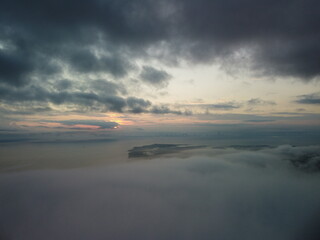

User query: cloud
[150,105,191,115]
[0,51,33,86]
[196,112,320,124]
[273,144,320,172]
[174,0,320,80]
[180,102,241,112]
[206,102,240,110]
[247,98,276,106]
[1,145,320,240]
[296,92,320,105]
[126,97,151,113]
[90,79,127,96]
[180,99,276,113]
[0,0,171,87]
[0,83,184,115]
[0,84,128,112]
[0,0,318,89]
[245,119,275,123]
[69,50,132,78]
[54,79,73,91]
[47,120,119,129]
[139,66,172,88]
[0,0,319,121]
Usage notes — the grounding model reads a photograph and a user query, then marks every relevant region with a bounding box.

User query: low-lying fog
[1,143,320,240]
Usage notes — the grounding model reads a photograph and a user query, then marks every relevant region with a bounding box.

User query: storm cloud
[0,0,319,117]
[0,0,319,86]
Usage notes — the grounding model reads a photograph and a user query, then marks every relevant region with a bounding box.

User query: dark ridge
[213,145,274,150]
[128,144,205,158]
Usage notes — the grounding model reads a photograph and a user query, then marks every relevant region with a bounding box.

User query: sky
[0,0,320,136]
[1,2,320,239]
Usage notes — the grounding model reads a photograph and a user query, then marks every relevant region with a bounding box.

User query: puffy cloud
[139,66,172,88]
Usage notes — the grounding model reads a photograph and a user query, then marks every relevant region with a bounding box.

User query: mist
[1,144,319,240]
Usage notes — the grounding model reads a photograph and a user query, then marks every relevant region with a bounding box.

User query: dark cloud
[150,105,191,115]
[296,92,320,105]
[180,99,276,112]
[126,97,151,113]
[0,0,319,119]
[69,50,132,78]
[0,106,53,115]
[247,98,276,106]
[54,79,73,91]
[0,84,126,113]
[47,120,119,129]
[0,0,318,88]
[0,51,33,86]
[0,83,185,115]
[196,112,320,123]
[89,79,127,96]
[0,0,172,87]
[179,102,241,112]
[205,102,240,110]
[139,66,172,87]
[175,0,320,80]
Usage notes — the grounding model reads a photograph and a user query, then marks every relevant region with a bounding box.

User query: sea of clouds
[0,145,320,240]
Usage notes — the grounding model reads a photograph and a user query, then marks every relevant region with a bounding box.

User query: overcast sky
[0,0,319,132]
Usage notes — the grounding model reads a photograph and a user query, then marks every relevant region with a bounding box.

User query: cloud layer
[0,0,319,116]
[1,145,320,240]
